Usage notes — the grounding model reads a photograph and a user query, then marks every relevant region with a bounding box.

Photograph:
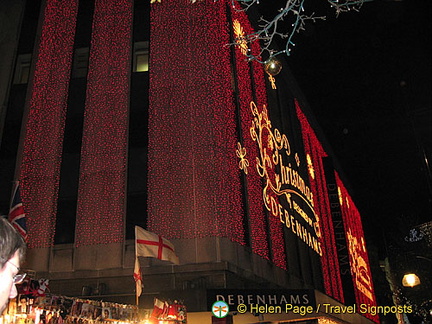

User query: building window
[13,54,32,84]
[133,41,149,72]
[72,47,89,78]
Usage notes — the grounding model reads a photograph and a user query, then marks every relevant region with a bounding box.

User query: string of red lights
[336,172,379,322]
[296,101,345,302]
[147,1,246,243]
[249,19,288,270]
[75,0,133,246]
[230,5,271,261]
[20,0,79,248]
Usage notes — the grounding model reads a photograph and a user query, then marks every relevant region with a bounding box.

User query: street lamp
[402,273,421,288]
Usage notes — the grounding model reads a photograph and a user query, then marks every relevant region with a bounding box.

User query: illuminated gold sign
[346,229,374,300]
[247,101,322,255]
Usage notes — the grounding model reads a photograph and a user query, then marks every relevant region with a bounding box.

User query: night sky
[284,0,431,253]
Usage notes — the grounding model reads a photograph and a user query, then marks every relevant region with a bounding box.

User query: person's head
[0,217,26,313]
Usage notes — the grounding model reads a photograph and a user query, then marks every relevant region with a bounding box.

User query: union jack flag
[8,182,27,240]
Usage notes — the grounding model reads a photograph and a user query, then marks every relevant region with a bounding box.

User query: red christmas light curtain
[19,0,79,248]
[249,12,287,269]
[75,0,132,246]
[229,4,272,262]
[335,173,379,322]
[295,101,344,302]
[147,0,244,243]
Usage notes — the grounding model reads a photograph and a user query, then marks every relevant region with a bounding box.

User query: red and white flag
[135,226,179,264]
[150,298,168,320]
[133,258,143,304]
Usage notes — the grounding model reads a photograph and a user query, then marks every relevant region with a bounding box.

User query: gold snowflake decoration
[150,0,161,3]
[233,20,248,56]
[236,142,249,174]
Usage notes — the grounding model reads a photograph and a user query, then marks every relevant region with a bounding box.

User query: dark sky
[284,0,431,252]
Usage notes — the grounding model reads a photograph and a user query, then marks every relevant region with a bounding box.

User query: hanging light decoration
[264,57,282,76]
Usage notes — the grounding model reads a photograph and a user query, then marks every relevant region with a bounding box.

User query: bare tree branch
[228,0,369,63]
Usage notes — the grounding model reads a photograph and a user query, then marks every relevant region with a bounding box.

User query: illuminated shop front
[0,0,383,323]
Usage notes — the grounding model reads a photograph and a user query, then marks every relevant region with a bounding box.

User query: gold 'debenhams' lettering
[269,192,322,256]
[248,101,322,256]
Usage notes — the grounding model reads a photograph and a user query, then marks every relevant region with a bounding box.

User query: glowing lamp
[402,273,420,287]
[265,57,282,76]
